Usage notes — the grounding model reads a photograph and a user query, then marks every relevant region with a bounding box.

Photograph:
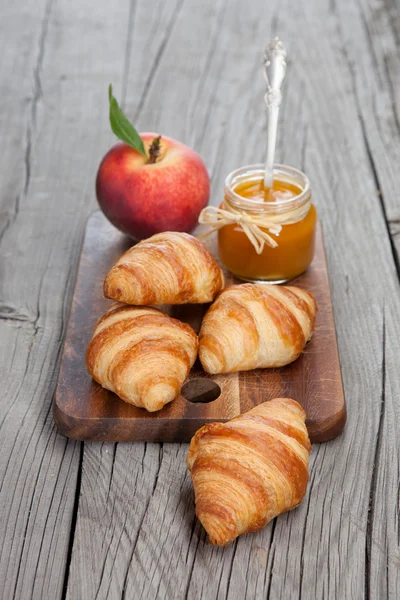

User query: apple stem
[146,135,162,164]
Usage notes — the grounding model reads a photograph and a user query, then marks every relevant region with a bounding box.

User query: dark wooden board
[54,210,346,443]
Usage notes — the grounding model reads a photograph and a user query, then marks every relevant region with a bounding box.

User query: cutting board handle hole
[182,379,221,404]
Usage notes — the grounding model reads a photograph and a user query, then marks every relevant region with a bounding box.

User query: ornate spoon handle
[263,38,287,189]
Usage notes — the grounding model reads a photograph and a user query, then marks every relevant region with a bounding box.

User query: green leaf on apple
[108,84,146,156]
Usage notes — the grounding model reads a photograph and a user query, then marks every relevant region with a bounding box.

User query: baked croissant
[199,284,317,374]
[86,305,198,411]
[104,232,224,305]
[187,398,311,546]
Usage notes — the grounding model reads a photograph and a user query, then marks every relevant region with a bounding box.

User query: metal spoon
[263,38,287,189]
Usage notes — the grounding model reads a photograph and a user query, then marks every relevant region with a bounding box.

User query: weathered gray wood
[64,1,400,600]
[2,0,400,598]
[308,3,400,598]
[0,0,132,598]
[334,0,400,273]
[0,0,45,256]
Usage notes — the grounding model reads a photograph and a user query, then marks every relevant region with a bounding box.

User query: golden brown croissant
[104,232,224,305]
[86,305,198,411]
[187,398,311,546]
[199,283,317,374]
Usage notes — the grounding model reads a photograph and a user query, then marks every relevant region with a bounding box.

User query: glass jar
[217,164,317,283]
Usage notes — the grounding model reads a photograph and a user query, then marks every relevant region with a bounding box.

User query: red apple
[96,133,210,240]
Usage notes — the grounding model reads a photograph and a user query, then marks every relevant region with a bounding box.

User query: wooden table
[1,0,399,598]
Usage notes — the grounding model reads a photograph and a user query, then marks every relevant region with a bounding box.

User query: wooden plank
[327,2,400,598]
[331,0,400,274]
[65,0,400,598]
[0,0,47,266]
[0,0,133,598]
[54,212,345,444]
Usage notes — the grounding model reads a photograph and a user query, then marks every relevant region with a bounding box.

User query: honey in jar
[217,164,317,283]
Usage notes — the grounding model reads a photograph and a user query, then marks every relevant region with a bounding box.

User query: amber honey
[234,177,302,203]
[218,164,317,283]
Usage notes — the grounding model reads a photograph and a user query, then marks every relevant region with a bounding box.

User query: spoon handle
[263,38,287,188]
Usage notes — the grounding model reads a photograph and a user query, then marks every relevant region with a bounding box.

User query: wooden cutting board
[54,211,346,443]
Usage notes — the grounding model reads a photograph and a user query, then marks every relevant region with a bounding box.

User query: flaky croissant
[104,232,224,305]
[187,398,311,546]
[86,305,198,412]
[199,284,317,374]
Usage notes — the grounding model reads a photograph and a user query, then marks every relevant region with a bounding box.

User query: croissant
[104,232,224,305]
[199,283,317,374]
[187,398,311,546]
[86,305,198,411]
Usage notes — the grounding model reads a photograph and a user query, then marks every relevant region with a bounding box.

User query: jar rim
[224,163,311,210]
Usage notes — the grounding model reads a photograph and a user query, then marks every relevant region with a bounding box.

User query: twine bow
[198,200,311,255]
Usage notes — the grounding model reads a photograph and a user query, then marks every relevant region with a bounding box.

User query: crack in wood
[0,0,54,249]
[40,443,77,598]
[152,444,164,495]
[0,306,35,324]
[224,539,239,599]
[27,436,71,596]
[184,513,198,566]
[382,53,400,136]
[4,400,56,597]
[105,444,118,507]
[298,486,314,599]
[365,311,386,600]
[0,320,41,435]
[61,442,84,600]
[183,522,202,600]
[265,518,278,600]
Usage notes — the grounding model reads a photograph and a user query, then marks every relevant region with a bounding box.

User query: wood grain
[1,0,400,598]
[65,1,400,599]
[54,211,345,444]
[0,0,134,598]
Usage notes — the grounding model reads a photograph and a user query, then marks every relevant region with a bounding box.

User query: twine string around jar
[198,197,311,255]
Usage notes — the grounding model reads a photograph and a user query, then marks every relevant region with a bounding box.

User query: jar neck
[224,163,311,215]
